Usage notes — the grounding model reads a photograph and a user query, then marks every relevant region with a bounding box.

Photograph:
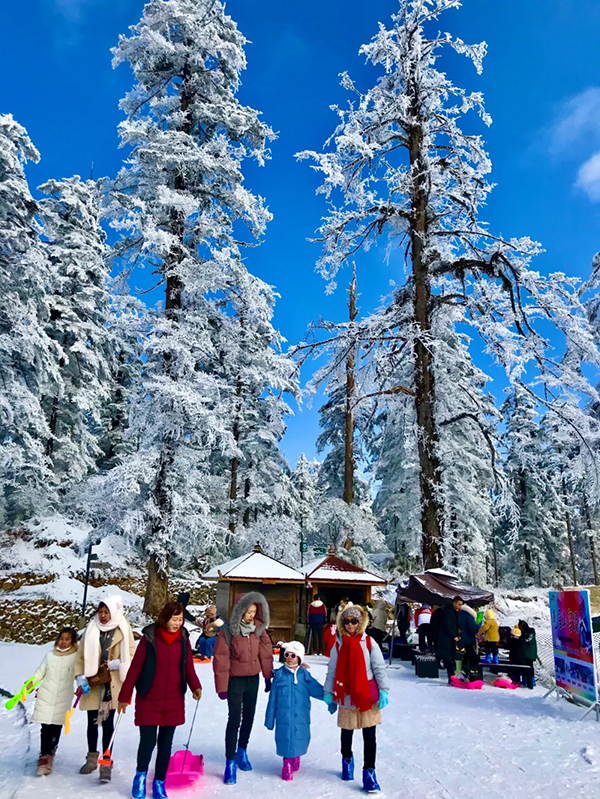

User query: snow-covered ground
[1,642,598,799]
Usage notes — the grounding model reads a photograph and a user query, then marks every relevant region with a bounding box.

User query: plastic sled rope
[450,675,484,690]
[166,698,203,790]
[492,677,519,690]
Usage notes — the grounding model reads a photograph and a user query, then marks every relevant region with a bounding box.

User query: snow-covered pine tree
[370,304,499,584]
[498,386,567,587]
[298,0,600,570]
[37,176,113,488]
[105,0,275,613]
[206,269,297,543]
[0,115,58,524]
[291,453,319,536]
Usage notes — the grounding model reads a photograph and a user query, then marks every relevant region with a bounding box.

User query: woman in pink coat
[119,601,202,799]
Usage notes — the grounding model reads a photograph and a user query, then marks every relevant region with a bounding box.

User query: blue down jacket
[264,664,324,758]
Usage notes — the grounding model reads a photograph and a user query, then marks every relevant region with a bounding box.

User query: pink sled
[492,677,519,690]
[450,675,484,690]
[165,750,204,791]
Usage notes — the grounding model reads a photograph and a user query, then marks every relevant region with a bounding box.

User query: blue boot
[362,768,381,792]
[235,747,252,771]
[132,771,147,799]
[492,654,499,665]
[342,756,354,781]
[481,654,492,664]
[152,779,168,799]
[224,759,237,785]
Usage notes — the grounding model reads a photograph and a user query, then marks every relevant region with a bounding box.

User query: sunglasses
[343,618,360,626]
[284,652,299,659]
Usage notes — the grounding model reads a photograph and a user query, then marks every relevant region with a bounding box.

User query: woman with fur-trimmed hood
[323,604,389,793]
[213,592,274,785]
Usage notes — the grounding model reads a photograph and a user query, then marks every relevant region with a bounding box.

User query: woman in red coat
[119,601,202,799]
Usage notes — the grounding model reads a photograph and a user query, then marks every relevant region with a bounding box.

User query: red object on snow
[492,677,519,690]
[323,624,337,657]
[450,675,484,690]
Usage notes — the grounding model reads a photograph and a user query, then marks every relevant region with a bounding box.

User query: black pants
[341,726,376,770]
[485,641,498,657]
[136,725,176,781]
[519,659,535,689]
[40,724,62,756]
[225,675,259,760]
[418,626,433,652]
[308,625,324,654]
[463,644,479,672]
[369,628,384,648]
[440,658,455,683]
[87,709,115,753]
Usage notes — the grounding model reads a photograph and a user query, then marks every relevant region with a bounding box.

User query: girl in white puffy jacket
[27,627,78,776]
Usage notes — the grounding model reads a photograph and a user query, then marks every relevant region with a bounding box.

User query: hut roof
[302,554,386,585]
[203,551,305,583]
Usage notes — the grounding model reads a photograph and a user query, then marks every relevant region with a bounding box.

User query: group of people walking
[24,591,390,797]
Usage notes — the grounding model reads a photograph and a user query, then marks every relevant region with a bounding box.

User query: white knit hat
[284,640,305,663]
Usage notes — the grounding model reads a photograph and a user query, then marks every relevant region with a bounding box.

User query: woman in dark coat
[512,620,537,689]
[119,601,202,799]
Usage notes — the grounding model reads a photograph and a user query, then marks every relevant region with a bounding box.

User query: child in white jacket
[27,627,78,776]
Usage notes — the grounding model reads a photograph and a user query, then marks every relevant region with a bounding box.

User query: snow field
[0,644,598,799]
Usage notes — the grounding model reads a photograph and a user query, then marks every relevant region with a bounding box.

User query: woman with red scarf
[119,601,203,799]
[323,605,390,793]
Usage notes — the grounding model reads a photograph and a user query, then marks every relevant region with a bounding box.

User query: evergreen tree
[37,176,113,487]
[104,0,275,612]
[0,115,57,523]
[298,0,600,572]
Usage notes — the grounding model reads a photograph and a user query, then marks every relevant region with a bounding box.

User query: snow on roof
[303,555,386,584]
[203,551,305,582]
[424,568,458,578]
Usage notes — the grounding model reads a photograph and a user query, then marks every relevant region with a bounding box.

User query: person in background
[74,595,135,783]
[28,626,78,776]
[414,604,432,652]
[331,597,351,623]
[369,600,388,649]
[457,605,479,680]
[435,596,463,684]
[195,605,224,661]
[118,601,203,799]
[213,592,274,785]
[176,592,201,625]
[479,609,500,664]
[428,606,443,649]
[396,603,411,645]
[264,641,325,781]
[307,595,328,655]
[512,620,538,689]
[324,605,390,793]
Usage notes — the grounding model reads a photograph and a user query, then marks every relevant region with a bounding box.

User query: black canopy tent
[395,569,494,608]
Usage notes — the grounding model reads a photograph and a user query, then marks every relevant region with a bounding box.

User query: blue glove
[323,693,333,705]
[378,689,389,710]
[328,702,338,715]
[76,676,90,694]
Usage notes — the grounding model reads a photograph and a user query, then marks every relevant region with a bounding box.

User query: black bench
[480,661,534,678]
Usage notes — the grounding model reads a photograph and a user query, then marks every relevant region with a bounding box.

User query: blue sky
[3,0,600,468]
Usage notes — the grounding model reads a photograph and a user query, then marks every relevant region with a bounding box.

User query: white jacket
[31,648,77,725]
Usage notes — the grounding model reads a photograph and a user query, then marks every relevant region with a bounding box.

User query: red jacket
[212,591,274,695]
[119,625,201,727]
[308,600,327,626]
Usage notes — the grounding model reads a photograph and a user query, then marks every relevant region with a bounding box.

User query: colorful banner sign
[549,589,598,704]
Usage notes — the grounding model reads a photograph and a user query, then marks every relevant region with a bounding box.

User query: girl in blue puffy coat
[264,640,325,781]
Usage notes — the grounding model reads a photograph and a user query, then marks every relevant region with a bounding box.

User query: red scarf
[158,627,182,646]
[333,633,372,712]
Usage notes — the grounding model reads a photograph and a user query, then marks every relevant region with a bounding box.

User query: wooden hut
[203,546,305,644]
[301,547,387,622]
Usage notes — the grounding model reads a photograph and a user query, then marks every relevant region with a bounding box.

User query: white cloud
[548,87,600,157]
[575,151,600,201]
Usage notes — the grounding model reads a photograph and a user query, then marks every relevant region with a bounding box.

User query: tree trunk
[343,266,357,507]
[583,492,599,585]
[144,63,191,614]
[409,90,443,570]
[143,553,169,617]
[566,511,578,585]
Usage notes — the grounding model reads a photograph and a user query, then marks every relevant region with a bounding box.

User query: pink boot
[282,759,294,781]
[291,757,301,772]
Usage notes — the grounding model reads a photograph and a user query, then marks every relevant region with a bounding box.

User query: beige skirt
[338,703,382,730]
